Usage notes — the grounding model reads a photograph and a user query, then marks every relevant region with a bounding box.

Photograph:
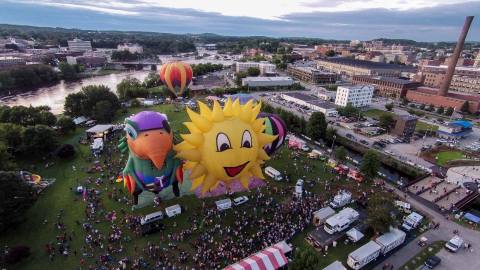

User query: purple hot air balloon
[258,112,287,156]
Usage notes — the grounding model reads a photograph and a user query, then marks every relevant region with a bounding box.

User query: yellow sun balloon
[174,98,277,194]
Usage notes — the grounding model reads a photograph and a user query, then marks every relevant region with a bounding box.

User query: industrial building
[352,75,420,99]
[68,38,92,52]
[316,58,416,78]
[335,85,374,107]
[419,65,480,94]
[241,76,294,87]
[281,92,338,116]
[287,65,339,84]
[391,115,417,139]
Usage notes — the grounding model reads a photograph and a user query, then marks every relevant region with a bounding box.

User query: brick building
[392,115,417,139]
[316,58,416,78]
[405,87,480,113]
[352,75,420,99]
[287,65,339,84]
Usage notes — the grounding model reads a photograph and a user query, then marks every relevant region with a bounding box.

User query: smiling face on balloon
[174,99,276,194]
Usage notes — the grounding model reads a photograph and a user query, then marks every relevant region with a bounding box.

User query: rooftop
[283,92,317,101]
[319,57,416,71]
[290,65,335,74]
[354,75,418,85]
[243,76,293,82]
[308,99,337,109]
[413,87,480,102]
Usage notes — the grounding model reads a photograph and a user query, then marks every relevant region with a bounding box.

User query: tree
[385,103,394,111]
[325,127,337,143]
[460,101,470,113]
[401,98,409,106]
[306,112,327,141]
[93,100,115,123]
[288,247,321,270]
[142,72,162,88]
[64,92,86,116]
[235,71,248,86]
[436,106,445,115]
[0,143,15,171]
[0,171,34,232]
[0,123,24,154]
[58,62,80,80]
[21,125,58,156]
[338,103,360,118]
[56,144,75,159]
[117,78,148,100]
[360,150,380,181]
[379,114,395,131]
[335,146,347,162]
[56,116,75,134]
[325,50,336,57]
[445,107,454,116]
[64,85,120,119]
[366,193,396,234]
[246,67,260,77]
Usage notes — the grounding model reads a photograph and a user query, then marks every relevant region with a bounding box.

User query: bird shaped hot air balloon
[118,111,184,204]
[259,112,287,156]
[159,61,193,97]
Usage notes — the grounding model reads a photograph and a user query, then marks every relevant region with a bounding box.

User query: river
[0,70,150,114]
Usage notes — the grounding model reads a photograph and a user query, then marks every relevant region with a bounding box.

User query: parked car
[360,139,369,145]
[346,133,354,139]
[233,196,249,206]
[424,255,441,268]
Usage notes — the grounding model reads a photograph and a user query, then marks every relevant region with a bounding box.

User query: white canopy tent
[346,228,364,243]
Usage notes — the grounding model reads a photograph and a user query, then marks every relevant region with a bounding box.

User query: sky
[0,0,479,41]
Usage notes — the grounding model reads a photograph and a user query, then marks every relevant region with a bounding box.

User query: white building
[335,85,374,107]
[236,61,276,75]
[281,92,338,117]
[350,40,361,47]
[311,87,337,101]
[68,38,92,52]
[117,43,143,54]
[242,76,294,87]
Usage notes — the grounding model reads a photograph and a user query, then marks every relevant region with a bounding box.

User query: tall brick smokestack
[439,16,474,96]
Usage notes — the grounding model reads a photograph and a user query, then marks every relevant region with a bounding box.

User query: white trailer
[324,207,359,234]
[375,228,406,255]
[347,241,382,270]
[330,190,352,208]
[312,206,336,226]
[323,260,347,270]
[215,198,232,211]
[165,204,182,218]
[402,212,423,231]
[264,166,283,181]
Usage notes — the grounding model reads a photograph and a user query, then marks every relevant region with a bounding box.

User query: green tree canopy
[445,107,454,116]
[360,150,380,181]
[142,72,162,88]
[385,103,394,111]
[436,106,444,115]
[64,85,120,120]
[325,50,336,57]
[460,101,470,113]
[338,103,361,118]
[335,146,347,162]
[379,114,395,131]
[306,112,327,141]
[0,171,35,232]
[246,67,261,77]
[366,193,397,234]
[21,125,58,157]
[117,77,148,100]
[56,115,76,134]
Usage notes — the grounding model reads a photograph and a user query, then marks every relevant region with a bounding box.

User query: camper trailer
[375,228,406,255]
[140,211,164,225]
[324,207,359,234]
[165,204,182,218]
[264,166,283,181]
[347,241,382,269]
[295,179,304,196]
[330,190,353,208]
[215,198,232,211]
[312,207,336,226]
[402,212,423,231]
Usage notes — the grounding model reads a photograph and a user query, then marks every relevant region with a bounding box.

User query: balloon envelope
[259,112,287,156]
[159,61,193,97]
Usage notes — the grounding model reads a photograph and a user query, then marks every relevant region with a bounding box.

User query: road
[372,184,480,270]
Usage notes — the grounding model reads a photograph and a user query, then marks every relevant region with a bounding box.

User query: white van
[165,204,182,218]
[140,211,164,225]
[215,198,232,211]
[295,179,304,195]
[445,236,464,252]
[264,166,283,181]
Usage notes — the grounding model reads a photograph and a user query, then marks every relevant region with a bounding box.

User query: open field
[363,109,393,120]
[1,104,396,270]
[416,121,439,132]
[436,151,465,166]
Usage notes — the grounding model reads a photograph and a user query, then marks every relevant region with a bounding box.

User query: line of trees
[0,64,58,95]
[191,63,223,77]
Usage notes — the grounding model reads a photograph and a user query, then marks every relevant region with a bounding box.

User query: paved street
[373,184,480,270]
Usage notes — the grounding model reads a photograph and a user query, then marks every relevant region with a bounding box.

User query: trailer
[264,166,283,181]
[215,198,232,211]
[347,241,382,270]
[402,212,423,231]
[323,260,347,270]
[330,190,352,208]
[312,206,336,226]
[165,204,182,218]
[375,228,406,255]
[324,207,359,234]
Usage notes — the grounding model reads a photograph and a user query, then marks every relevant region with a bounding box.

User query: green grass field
[435,151,465,166]
[1,104,393,269]
[399,241,445,270]
[415,121,439,132]
[363,109,393,120]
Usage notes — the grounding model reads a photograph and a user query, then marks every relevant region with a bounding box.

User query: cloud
[0,0,478,41]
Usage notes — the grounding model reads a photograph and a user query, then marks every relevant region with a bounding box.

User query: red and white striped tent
[224,241,292,270]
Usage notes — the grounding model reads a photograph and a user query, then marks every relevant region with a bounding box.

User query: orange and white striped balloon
[159,61,193,97]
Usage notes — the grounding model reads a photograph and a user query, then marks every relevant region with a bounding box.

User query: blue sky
[0,0,479,41]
